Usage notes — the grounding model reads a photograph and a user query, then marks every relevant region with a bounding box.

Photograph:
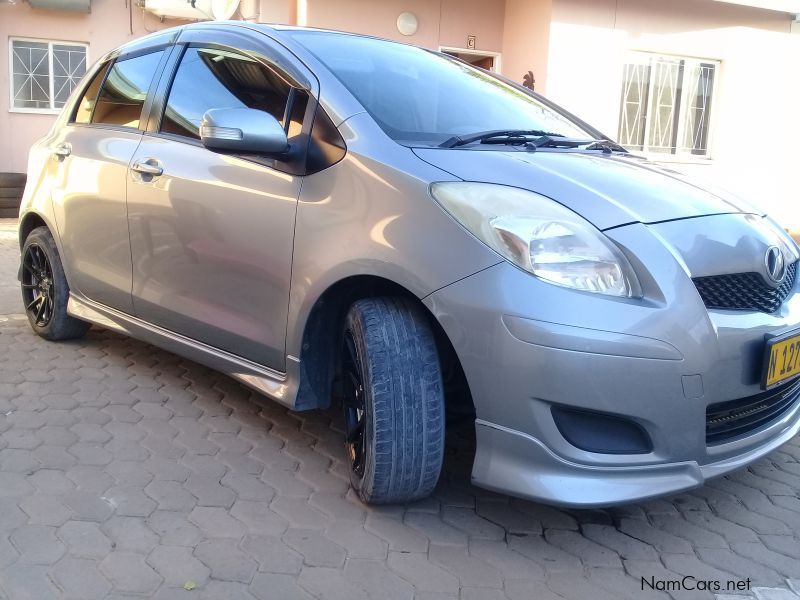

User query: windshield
[290,31,591,147]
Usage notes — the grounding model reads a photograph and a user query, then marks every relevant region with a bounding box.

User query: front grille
[693,262,797,314]
[706,378,800,444]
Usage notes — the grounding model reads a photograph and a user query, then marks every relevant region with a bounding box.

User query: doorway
[439,47,501,72]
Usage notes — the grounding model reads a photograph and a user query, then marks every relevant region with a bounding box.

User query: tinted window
[92,50,164,128]
[291,32,590,146]
[161,47,300,140]
[73,61,111,124]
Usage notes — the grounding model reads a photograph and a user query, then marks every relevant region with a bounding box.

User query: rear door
[49,45,170,313]
[126,27,316,371]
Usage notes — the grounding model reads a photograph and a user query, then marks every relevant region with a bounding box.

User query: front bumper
[423,222,800,507]
[472,403,800,507]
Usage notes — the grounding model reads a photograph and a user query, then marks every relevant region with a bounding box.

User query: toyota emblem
[765,246,787,284]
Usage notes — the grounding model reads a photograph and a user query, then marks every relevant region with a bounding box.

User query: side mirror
[200,107,289,156]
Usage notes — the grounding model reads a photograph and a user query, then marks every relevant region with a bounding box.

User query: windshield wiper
[439,129,565,148]
[583,139,627,153]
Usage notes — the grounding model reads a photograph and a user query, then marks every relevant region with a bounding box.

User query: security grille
[10,39,88,111]
[618,53,718,157]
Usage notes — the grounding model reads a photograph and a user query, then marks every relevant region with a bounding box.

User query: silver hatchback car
[19,22,800,507]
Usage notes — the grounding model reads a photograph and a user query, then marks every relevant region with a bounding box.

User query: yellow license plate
[763,332,800,389]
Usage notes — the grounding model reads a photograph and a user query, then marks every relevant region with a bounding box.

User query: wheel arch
[18,211,50,249]
[294,274,474,419]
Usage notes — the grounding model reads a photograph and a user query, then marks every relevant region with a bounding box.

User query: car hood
[413,148,759,230]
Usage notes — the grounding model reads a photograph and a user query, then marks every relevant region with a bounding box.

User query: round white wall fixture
[397,12,418,36]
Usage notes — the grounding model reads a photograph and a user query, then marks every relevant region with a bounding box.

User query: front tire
[340,297,445,504]
[21,226,90,341]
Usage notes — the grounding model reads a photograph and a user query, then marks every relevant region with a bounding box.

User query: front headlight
[430,182,642,298]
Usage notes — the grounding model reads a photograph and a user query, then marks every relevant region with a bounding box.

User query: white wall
[546,0,800,228]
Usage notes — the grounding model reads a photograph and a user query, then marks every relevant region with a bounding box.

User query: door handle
[131,159,164,177]
[51,143,71,159]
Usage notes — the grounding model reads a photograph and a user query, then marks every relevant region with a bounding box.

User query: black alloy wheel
[21,243,55,327]
[342,330,367,478]
[20,226,90,341]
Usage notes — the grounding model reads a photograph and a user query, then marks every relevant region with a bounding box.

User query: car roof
[115,20,409,56]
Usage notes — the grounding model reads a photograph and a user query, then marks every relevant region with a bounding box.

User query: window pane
[646,58,683,154]
[92,50,164,128]
[680,63,715,156]
[161,47,292,140]
[11,40,51,109]
[52,44,88,108]
[618,63,650,151]
[289,31,591,146]
[73,62,111,124]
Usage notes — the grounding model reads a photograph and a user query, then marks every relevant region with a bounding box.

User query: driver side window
[161,46,307,141]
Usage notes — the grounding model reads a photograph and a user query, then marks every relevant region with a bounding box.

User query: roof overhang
[28,0,90,12]
[712,0,800,14]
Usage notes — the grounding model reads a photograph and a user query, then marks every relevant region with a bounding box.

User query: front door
[127,42,311,371]
[48,49,167,314]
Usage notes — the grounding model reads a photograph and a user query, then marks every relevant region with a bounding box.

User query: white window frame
[8,37,90,115]
[618,51,720,162]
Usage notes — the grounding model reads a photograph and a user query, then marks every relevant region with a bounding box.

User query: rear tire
[21,227,90,341]
[339,297,445,504]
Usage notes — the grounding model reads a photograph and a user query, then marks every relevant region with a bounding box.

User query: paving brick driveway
[0,218,798,600]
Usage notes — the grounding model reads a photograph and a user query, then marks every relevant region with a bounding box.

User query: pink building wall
[0,0,508,174]
[1,0,798,228]
[0,0,185,172]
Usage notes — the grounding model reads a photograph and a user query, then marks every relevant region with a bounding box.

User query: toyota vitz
[18,22,800,506]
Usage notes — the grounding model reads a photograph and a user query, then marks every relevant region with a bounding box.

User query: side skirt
[67,293,301,409]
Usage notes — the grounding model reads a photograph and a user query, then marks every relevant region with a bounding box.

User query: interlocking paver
[270,495,329,529]
[0,536,20,569]
[198,579,257,600]
[188,506,246,539]
[103,516,160,553]
[467,539,546,581]
[20,494,73,526]
[147,510,204,547]
[0,564,60,600]
[386,551,460,594]
[100,551,163,594]
[0,220,799,599]
[11,524,66,564]
[544,529,622,568]
[283,527,347,567]
[364,514,429,552]
[230,499,288,536]
[194,538,257,583]
[57,520,113,558]
[145,480,198,512]
[62,491,115,522]
[507,534,583,573]
[324,520,388,559]
[52,557,112,599]
[404,511,468,546]
[428,543,503,588]
[344,558,414,600]
[242,534,304,574]
[249,573,314,600]
[102,484,157,517]
[148,545,211,587]
[184,473,236,507]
